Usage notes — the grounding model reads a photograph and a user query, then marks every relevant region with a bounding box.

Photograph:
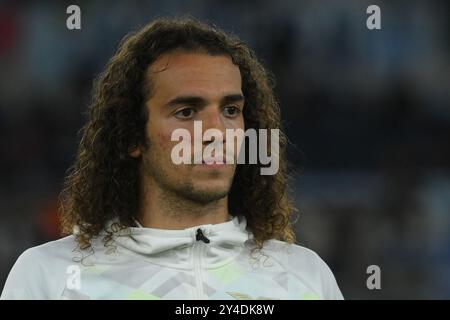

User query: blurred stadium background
[0,0,449,299]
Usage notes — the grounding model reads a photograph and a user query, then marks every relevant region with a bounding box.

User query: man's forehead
[147,51,242,100]
[148,50,238,74]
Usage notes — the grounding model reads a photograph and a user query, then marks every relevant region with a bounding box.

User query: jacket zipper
[193,228,210,299]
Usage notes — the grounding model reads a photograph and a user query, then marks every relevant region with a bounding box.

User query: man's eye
[223,106,241,117]
[174,108,195,119]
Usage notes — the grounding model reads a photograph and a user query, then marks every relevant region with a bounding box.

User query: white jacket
[1,215,343,300]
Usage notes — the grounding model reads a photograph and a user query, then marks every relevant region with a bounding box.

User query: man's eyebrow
[222,94,245,105]
[165,96,207,108]
[165,94,245,108]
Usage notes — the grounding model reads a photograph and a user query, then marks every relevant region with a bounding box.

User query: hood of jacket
[110,215,253,270]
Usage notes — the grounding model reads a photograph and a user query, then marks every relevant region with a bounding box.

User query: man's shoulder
[18,235,78,263]
[260,239,344,300]
[1,236,80,299]
[262,239,325,266]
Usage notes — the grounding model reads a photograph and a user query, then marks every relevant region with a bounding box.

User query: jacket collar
[109,215,252,269]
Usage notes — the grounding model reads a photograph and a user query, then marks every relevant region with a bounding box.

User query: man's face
[135,50,245,204]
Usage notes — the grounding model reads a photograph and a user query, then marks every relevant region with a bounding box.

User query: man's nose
[202,108,226,144]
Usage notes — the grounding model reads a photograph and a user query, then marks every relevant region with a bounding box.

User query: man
[1,18,343,300]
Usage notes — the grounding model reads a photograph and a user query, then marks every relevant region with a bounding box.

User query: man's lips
[202,159,226,166]
[193,154,229,165]
[190,152,235,166]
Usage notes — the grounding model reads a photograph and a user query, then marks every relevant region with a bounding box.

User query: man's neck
[137,182,230,230]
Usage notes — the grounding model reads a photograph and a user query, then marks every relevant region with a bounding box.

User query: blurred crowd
[0,0,449,299]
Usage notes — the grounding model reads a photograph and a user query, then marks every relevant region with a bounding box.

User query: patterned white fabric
[1,216,343,300]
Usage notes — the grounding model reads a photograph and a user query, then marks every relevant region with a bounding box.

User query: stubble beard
[141,146,233,208]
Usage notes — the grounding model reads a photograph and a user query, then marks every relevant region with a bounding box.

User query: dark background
[0,0,449,299]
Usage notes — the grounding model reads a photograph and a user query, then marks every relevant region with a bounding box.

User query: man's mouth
[199,154,228,166]
[202,159,225,166]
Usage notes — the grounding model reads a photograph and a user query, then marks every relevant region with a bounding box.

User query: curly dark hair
[59,17,298,252]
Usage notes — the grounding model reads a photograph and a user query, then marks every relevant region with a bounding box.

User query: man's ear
[129,145,142,158]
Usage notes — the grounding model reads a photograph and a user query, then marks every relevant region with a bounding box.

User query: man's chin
[180,184,230,204]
